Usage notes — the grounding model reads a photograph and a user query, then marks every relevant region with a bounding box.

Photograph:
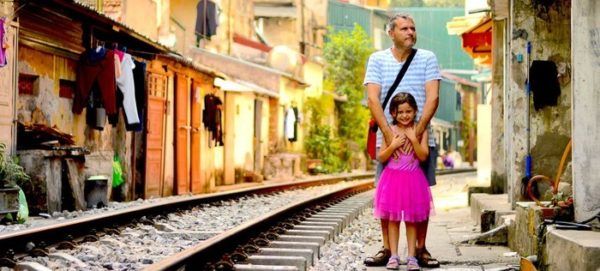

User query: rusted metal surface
[146,178,374,270]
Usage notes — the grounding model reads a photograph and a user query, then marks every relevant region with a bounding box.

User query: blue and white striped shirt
[363,48,442,147]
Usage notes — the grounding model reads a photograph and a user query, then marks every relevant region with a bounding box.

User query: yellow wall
[123,0,160,40]
[170,0,255,55]
[302,61,323,98]
[278,79,305,153]
[224,91,257,183]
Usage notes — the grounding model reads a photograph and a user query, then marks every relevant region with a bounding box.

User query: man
[363,13,441,268]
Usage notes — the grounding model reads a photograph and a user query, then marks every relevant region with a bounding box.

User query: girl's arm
[406,128,429,161]
[377,134,403,162]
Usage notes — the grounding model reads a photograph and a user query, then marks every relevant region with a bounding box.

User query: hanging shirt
[0,18,7,67]
[126,60,147,132]
[195,0,218,38]
[116,53,140,125]
[285,107,296,140]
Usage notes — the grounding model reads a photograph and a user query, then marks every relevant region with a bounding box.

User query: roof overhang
[254,5,297,18]
[441,70,480,88]
[215,78,279,98]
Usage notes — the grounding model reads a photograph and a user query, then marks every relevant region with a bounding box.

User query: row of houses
[0,0,477,214]
[0,0,398,214]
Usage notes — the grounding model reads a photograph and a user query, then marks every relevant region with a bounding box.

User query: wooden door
[0,22,16,153]
[145,72,168,198]
[190,80,202,194]
[175,74,190,194]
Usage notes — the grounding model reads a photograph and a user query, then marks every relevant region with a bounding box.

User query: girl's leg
[405,222,417,257]
[381,219,390,250]
[388,220,400,256]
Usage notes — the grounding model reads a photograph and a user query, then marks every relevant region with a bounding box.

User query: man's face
[389,17,417,48]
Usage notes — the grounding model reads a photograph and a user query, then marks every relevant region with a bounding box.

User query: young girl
[373,92,433,270]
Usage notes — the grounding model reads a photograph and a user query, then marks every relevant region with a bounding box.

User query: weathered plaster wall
[507,0,572,206]
[16,45,129,203]
[123,0,159,40]
[572,0,600,221]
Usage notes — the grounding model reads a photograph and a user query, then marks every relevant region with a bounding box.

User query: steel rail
[145,179,375,270]
[0,172,373,256]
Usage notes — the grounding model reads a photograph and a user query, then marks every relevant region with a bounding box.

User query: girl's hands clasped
[391,133,406,148]
[405,126,417,142]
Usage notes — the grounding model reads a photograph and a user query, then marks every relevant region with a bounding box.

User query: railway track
[148,179,374,271]
[0,173,373,270]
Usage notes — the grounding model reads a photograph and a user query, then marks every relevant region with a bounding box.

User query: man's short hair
[386,13,415,32]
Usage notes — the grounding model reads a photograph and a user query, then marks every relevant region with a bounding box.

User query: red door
[190,80,202,194]
[145,72,167,198]
[175,74,190,194]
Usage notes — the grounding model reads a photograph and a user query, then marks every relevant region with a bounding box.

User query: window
[18,74,39,95]
[59,79,76,99]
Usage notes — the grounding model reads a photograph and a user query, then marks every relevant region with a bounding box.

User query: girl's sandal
[386,255,400,270]
[416,247,440,268]
[407,256,421,271]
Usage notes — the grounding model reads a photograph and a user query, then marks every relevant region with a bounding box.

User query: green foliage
[323,24,372,165]
[304,97,344,173]
[0,143,29,188]
[391,0,463,7]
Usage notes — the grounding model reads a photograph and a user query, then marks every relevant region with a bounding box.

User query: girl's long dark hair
[389,92,418,125]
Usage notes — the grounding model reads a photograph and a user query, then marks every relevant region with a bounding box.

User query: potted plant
[0,143,29,221]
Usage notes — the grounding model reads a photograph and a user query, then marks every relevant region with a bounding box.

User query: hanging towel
[0,18,7,67]
[285,107,296,141]
[530,60,561,110]
[116,53,140,125]
[126,60,147,132]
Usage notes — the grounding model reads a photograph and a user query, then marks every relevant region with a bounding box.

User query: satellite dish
[268,45,301,74]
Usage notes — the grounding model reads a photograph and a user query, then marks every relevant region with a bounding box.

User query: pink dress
[374,141,434,222]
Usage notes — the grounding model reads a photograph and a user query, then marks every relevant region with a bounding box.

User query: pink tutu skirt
[373,157,434,222]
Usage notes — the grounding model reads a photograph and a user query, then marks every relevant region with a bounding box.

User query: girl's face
[394,102,416,126]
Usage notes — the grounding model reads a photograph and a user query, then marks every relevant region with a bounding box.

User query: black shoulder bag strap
[381,48,417,111]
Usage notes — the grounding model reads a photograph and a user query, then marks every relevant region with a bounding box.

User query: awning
[431,117,455,129]
[447,15,492,67]
[214,78,279,98]
[254,5,297,18]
